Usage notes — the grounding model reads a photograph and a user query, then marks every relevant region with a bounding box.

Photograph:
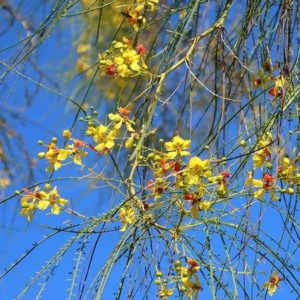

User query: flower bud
[44,183,51,191]
[37,152,46,158]
[174,260,181,267]
[63,130,72,138]
[179,286,186,292]
[155,271,163,277]
[239,140,246,147]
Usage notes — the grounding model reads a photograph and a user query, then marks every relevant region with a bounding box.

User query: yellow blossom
[98,38,148,78]
[20,186,68,220]
[191,202,199,219]
[246,172,279,201]
[108,109,135,132]
[158,286,173,298]
[199,201,212,210]
[278,155,297,184]
[216,181,228,198]
[87,125,117,153]
[185,156,211,184]
[119,207,135,231]
[20,202,36,222]
[125,132,139,149]
[164,136,191,159]
[66,143,88,166]
[122,0,159,31]
[177,265,202,298]
[246,172,264,188]
[20,187,46,221]
[253,132,272,168]
[263,273,282,296]
[37,186,68,215]
[44,142,72,172]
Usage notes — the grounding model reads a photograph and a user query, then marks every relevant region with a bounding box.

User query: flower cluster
[144,136,231,219]
[37,133,89,172]
[277,154,300,187]
[20,184,68,221]
[98,37,148,78]
[246,172,279,201]
[86,107,137,152]
[252,132,272,169]
[252,59,286,98]
[122,0,159,31]
[154,258,201,299]
[154,270,173,299]
[174,259,202,298]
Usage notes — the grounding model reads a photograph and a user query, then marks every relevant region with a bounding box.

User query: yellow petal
[54,161,62,170]
[37,200,49,210]
[166,152,177,159]
[254,189,265,200]
[252,179,264,188]
[191,204,199,218]
[130,62,141,71]
[51,204,61,215]
[58,197,68,206]
[73,154,82,166]
[125,137,134,148]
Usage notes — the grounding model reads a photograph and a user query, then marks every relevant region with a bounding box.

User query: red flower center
[136,44,146,55]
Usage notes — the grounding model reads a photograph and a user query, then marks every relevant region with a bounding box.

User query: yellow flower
[199,201,211,211]
[20,186,68,220]
[254,188,265,200]
[263,273,282,296]
[87,125,117,153]
[20,202,36,222]
[37,186,68,215]
[246,172,279,201]
[164,136,191,159]
[253,149,266,168]
[44,142,71,172]
[158,286,173,298]
[108,109,135,132]
[246,172,264,188]
[177,266,202,298]
[125,132,139,149]
[122,1,159,31]
[20,187,45,221]
[98,38,148,78]
[67,143,88,166]
[253,133,272,168]
[278,155,297,184]
[190,200,212,218]
[185,156,211,184]
[216,181,227,197]
[119,207,135,231]
[145,0,159,11]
